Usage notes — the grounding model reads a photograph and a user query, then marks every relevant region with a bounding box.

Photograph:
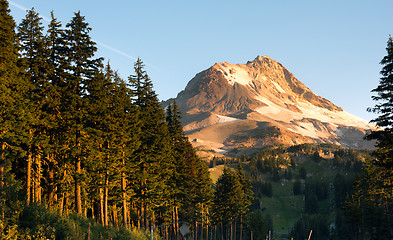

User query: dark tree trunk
[122,155,128,228]
[99,186,104,225]
[0,142,5,191]
[75,129,82,214]
[27,149,32,205]
[104,172,109,226]
[48,154,55,206]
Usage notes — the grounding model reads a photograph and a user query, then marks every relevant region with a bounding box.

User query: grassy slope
[258,158,355,237]
[209,147,363,238]
[209,164,225,183]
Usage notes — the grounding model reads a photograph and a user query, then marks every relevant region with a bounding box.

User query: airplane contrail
[8,1,27,12]
[9,1,51,22]
[94,40,137,61]
[8,1,153,66]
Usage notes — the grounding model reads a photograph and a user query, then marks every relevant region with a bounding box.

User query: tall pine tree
[166,101,213,239]
[62,11,102,214]
[368,36,393,170]
[17,7,49,205]
[112,72,141,228]
[212,167,245,240]
[359,35,393,238]
[43,11,66,208]
[235,161,253,240]
[0,0,27,229]
[128,58,172,230]
[0,0,19,191]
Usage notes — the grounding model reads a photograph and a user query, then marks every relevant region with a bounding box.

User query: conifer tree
[43,11,66,207]
[128,58,172,229]
[235,162,253,240]
[84,64,115,225]
[0,0,18,190]
[212,167,245,239]
[166,101,213,238]
[112,73,141,228]
[17,7,49,205]
[368,36,393,170]
[165,101,186,236]
[62,11,102,214]
[343,160,392,238]
[84,62,141,226]
[359,36,393,237]
[166,101,184,140]
[187,151,212,238]
[0,0,28,227]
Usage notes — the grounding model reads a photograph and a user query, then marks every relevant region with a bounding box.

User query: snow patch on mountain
[254,94,370,130]
[271,81,285,93]
[216,114,240,124]
[289,122,326,139]
[215,63,253,86]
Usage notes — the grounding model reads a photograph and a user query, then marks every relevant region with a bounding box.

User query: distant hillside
[209,143,370,238]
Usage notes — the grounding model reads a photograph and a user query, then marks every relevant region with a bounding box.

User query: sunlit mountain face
[165,55,375,156]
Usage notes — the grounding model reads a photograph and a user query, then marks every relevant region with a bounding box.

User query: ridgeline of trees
[0,3,255,239]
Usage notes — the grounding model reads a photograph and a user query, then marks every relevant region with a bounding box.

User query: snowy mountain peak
[171,55,375,154]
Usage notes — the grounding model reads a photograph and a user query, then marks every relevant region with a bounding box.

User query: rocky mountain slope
[167,55,375,156]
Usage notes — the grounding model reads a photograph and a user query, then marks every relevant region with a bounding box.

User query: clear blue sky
[8,0,393,121]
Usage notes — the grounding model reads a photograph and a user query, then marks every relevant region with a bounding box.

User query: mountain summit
[170,55,374,155]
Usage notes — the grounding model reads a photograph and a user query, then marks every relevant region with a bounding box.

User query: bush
[15,203,154,240]
[290,214,329,240]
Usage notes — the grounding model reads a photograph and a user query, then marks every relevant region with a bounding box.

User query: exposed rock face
[169,55,375,154]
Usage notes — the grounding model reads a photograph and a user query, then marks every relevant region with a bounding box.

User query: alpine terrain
[167,55,375,156]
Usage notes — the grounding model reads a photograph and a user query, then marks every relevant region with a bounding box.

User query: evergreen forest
[0,2,254,239]
[1,1,393,239]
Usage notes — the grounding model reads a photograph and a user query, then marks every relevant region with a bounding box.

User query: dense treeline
[0,3,255,239]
